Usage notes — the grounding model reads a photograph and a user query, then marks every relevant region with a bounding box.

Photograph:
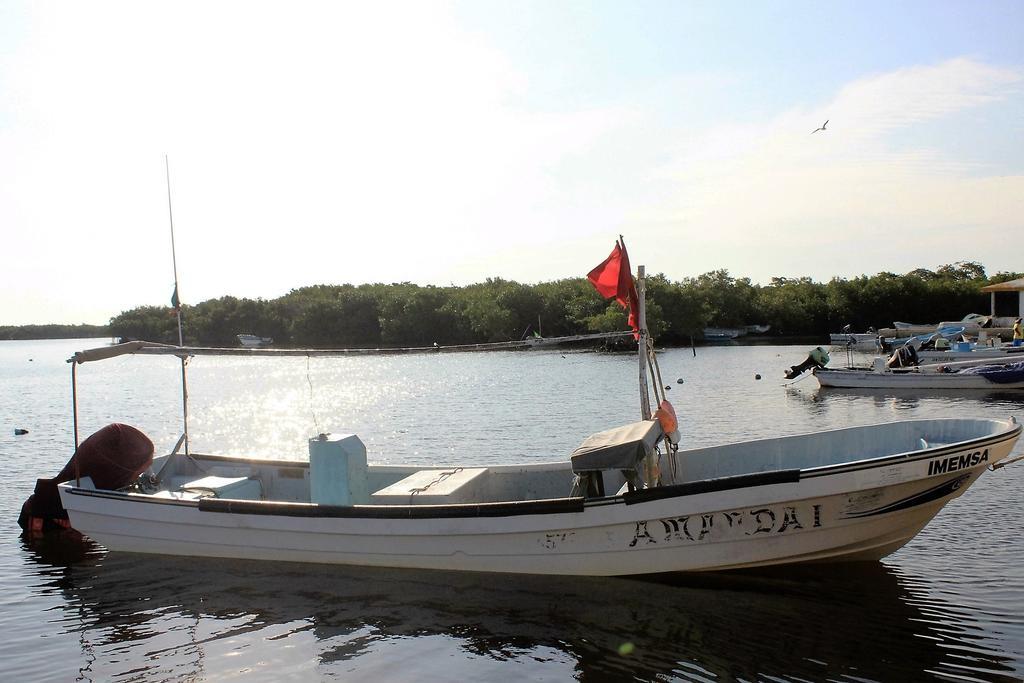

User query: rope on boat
[644,338,678,484]
[407,468,464,502]
[306,355,322,435]
[991,453,1024,470]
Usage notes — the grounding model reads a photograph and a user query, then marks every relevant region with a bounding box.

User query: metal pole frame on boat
[71,359,80,485]
[166,155,191,455]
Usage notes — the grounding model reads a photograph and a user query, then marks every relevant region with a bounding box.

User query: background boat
[237,333,274,348]
[815,362,1024,389]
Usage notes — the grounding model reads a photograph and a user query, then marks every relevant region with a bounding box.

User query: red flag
[587,239,640,336]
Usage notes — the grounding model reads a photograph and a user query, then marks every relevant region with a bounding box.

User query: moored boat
[702,327,742,342]
[814,361,1024,390]
[523,331,633,348]
[237,333,274,348]
[20,242,1024,576]
[881,325,966,351]
[917,345,1024,364]
[50,411,1021,574]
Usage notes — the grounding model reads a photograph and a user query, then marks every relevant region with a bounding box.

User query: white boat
[523,331,633,348]
[814,362,1024,390]
[237,333,273,348]
[702,327,742,341]
[22,260,1024,576]
[894,314,989,332]
[702,324,769,340]
[882,325,966,351]
[917,345,1024,364]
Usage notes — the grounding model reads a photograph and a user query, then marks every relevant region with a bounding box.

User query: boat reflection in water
[23,536,1020,682]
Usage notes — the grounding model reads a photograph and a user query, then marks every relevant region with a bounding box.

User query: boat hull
[58,421,1020,576]
[815,367,1024,390]
[917,348,1024,363]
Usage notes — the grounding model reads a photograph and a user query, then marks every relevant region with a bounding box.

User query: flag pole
[636,263,652,421]
[165,155,190,456]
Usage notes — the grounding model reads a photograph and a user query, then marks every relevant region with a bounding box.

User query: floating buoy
[677,378,684,384]
[15,428,29,435]
[754,374,761,380]
[664,385,671,391]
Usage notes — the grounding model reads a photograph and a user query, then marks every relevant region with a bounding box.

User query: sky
[1,1,1022,325]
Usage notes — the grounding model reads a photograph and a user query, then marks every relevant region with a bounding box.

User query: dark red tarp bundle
[18,423,154,534]
[53,423,154,489]
[587,238,640,337]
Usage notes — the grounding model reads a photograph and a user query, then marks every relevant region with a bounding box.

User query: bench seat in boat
[176,475,263,500]
[370,467,489,505]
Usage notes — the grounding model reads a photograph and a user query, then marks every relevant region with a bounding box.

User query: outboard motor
[886,344,919,369]
[18,423,154,535]
[784,346,830,380]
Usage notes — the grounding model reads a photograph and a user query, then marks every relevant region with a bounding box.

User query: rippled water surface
[2,338,1023,681]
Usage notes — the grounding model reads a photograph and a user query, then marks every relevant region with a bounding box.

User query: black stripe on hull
[841,473,971,519]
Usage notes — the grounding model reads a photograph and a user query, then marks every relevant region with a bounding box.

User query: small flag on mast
[171,285,180,310]
[587,238,640,337]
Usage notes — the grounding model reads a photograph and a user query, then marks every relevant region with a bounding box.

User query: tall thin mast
[166,155,184,347]
[165,155,190,455]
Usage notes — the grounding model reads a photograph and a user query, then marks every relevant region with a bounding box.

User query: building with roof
[980,278,1024,319]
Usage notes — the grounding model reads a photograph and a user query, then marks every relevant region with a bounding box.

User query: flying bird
[811,119,829,134]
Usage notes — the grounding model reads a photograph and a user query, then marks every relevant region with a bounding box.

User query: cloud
[648,58,1024,281]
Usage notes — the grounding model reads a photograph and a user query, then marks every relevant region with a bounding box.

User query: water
[2,338,1023,681]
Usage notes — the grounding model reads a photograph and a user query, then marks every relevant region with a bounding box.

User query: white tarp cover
[570,419,664,473]
[69,341,149,364]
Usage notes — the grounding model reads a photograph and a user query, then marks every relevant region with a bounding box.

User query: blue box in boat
[955,342,972,352]
[309,433,368,505]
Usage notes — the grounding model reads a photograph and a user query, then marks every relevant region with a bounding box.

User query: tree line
[0,323,109,341]
[95,261,1021,348]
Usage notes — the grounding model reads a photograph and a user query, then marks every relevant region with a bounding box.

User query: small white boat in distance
[523,331,633,348]
[702,327,742,341]
[237,334,273,348]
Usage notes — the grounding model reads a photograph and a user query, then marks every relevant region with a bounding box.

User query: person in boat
[785,346,830,379]
[886,344,919,369]
[1014,318,1023,345]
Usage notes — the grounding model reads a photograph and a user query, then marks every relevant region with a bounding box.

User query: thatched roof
[980,277,1024,293]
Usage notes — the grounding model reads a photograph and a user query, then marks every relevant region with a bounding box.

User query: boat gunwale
[59,422,1018,520]
[799,424,1020,478]
[813,365,1024,386]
